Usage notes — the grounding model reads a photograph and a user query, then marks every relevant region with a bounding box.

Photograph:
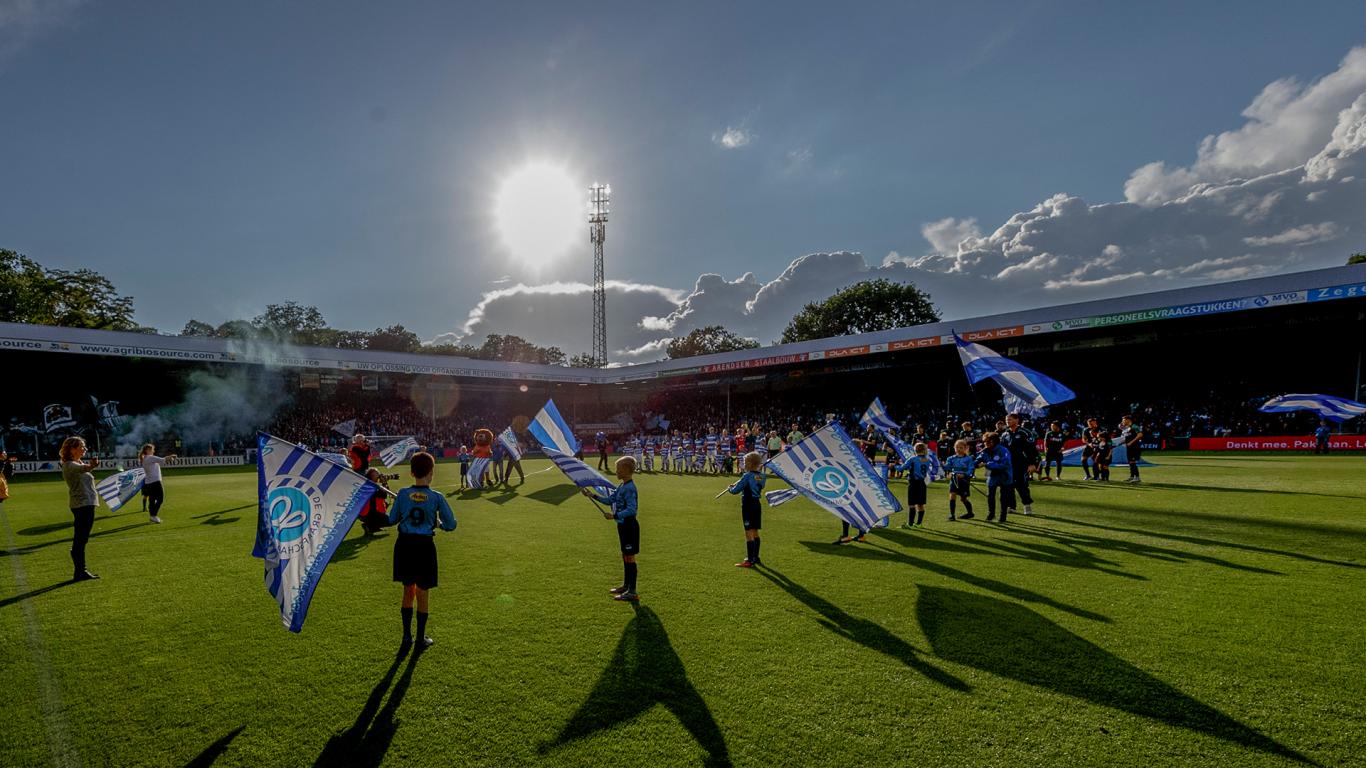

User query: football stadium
[3,264,1364,767]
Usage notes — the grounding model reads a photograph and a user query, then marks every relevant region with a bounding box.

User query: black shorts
[616,517,640,555]
[1046,452,1063,462]
[949,476,971,497]
[907,478,927,506]
[742,497,762,530]
[393,533,438,589]
[1127,446,1142,462]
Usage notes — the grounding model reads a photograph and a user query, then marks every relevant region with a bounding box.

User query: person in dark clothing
[1042,421,1067,481]
[974,432,1014,523]
[1001,414,1037,514]
[1314,421,1332,455]
[1120,415,1144,483]
[349,434,372,474]
[596,431,610,471]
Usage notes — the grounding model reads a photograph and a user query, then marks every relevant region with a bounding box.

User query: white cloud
[1125,45,1366,205]
[920,217,982,255]
[713,125,755,149]
[1243,222,1340,247]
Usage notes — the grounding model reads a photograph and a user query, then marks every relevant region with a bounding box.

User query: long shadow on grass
[799,540,1110,622]
[1044,497,1366,543]
[1102,481,1363,501]
[1038,515,1365,570]
[185,725,244,767]
[0,579,74,609]
[756,567,970,692]
[332,530,390,563]
[1,521,151,557]
[313,649,421,767]
[526,484,580,506]
[540,604,732,767]
[874,527,1144,580]
[192,504,254,520]
[916,586,1314,764]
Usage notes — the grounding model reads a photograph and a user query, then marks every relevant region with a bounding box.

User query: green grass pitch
[2,455,1364,767]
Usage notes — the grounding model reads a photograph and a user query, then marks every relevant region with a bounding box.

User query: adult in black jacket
[1001,414,1038,514]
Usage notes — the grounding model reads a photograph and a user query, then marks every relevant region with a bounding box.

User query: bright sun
[493,161,582,267]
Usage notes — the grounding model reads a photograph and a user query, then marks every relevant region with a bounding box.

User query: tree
[569,352,599,368]
[252,301,327,342]
[479,333,566,365]
[214,319,258,339]
[419,342,483,358]
[365,324,422,353]
[1349,253,1366,265]
[666,326,760,359]
[1,250,137,330]
[780,278,939,344]
[181,319,216,337]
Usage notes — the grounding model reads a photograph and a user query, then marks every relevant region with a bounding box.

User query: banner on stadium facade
[12,454,245,473]
[1189,435,1366,451]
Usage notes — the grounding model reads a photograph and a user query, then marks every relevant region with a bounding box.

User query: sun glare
[494,161,582,268]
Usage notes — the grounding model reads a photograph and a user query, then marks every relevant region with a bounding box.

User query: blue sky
[3,1,1365,359]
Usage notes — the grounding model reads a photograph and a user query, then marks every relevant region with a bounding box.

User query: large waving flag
[529,399,579,455]
[764,422,901,530]
[497,427,523,461]
[955,335,1075,412]
[95,468,145,511]
[252,433,378,633]
[1060,438,1154,467]
[466,457,493,489]
[1259,394,1366,423]
[860,397,900,432]
[42,404,76,433]
[544,448,616,492]
[379,437,419,468]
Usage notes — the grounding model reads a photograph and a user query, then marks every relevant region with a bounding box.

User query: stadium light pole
[589,183,611,367]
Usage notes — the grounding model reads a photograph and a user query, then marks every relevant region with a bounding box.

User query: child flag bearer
[726,451,766,568]
[897,442,935,528]
[944,439,976,521]
[583,456,641,602]
[388,452,457,650]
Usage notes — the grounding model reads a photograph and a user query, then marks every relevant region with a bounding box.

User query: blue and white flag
[955,335,1075,412]
[332,419,357,437]
[42,404,76,433]
[1259,394,1366,423]
[860,397,900,433]
[529,399,579,455]
[876,426,944,482]
[497,427,523,461]
[95,468,145,512]
[318,451,351,469]
[765,488,801,507]
[466,457,493,489]
[379,437,419,468]
[1060,438,1154,467]
[252,433,378,633]
[764,422,901,530]
[544,448,616,492]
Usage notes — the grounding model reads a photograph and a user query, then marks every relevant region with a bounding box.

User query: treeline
[4,247,954,363]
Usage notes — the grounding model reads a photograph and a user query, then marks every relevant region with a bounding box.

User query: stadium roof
[2,264,1363,384]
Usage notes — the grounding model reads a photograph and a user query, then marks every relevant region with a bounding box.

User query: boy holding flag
[388,452,457,650]
[726,451,766,568]
[582,456,641,602]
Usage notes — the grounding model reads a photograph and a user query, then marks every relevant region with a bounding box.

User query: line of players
[603,424,793,475]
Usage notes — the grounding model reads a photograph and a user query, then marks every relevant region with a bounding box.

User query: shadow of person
[313,648,422,767]
[2,521,152,558]
[756,567,970,692]
[184,725,245,767]
[331,529,388,563]
[540,604,732,767]
[0,579,75,610]
[798,540,1111,623]
[915,586,1314,764]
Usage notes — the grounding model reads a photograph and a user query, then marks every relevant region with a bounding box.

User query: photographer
[0,450,13,510]
[359,468,398,535]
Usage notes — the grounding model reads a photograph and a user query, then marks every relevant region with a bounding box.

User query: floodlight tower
[589,182,611,367]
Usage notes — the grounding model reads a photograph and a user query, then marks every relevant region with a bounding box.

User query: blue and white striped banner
[379,437,419,468]
[860,397,900,432]
[95,467,144,511]
[544,448,616,492]
[764,422,901,529]
[881,430,944,481]
[529,399,579,455]
[466,457,493,489]
[765,488,801,507]
[1259,393,1366,423]
[252,433,378,633]
[497,427,523,461]
[956,335,1075,411]
[318,452,351,469]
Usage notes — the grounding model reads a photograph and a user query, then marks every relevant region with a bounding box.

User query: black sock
[949,499,957,517]
[917,509,925,525]
[625,562,638,592]
[401,607,413,639]
[745,539,756,562]
[963,498,973,515]
[416,611,428,639]
[753,537,761,561]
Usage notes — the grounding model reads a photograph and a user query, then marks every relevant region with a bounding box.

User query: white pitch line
[2,507,83,768]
